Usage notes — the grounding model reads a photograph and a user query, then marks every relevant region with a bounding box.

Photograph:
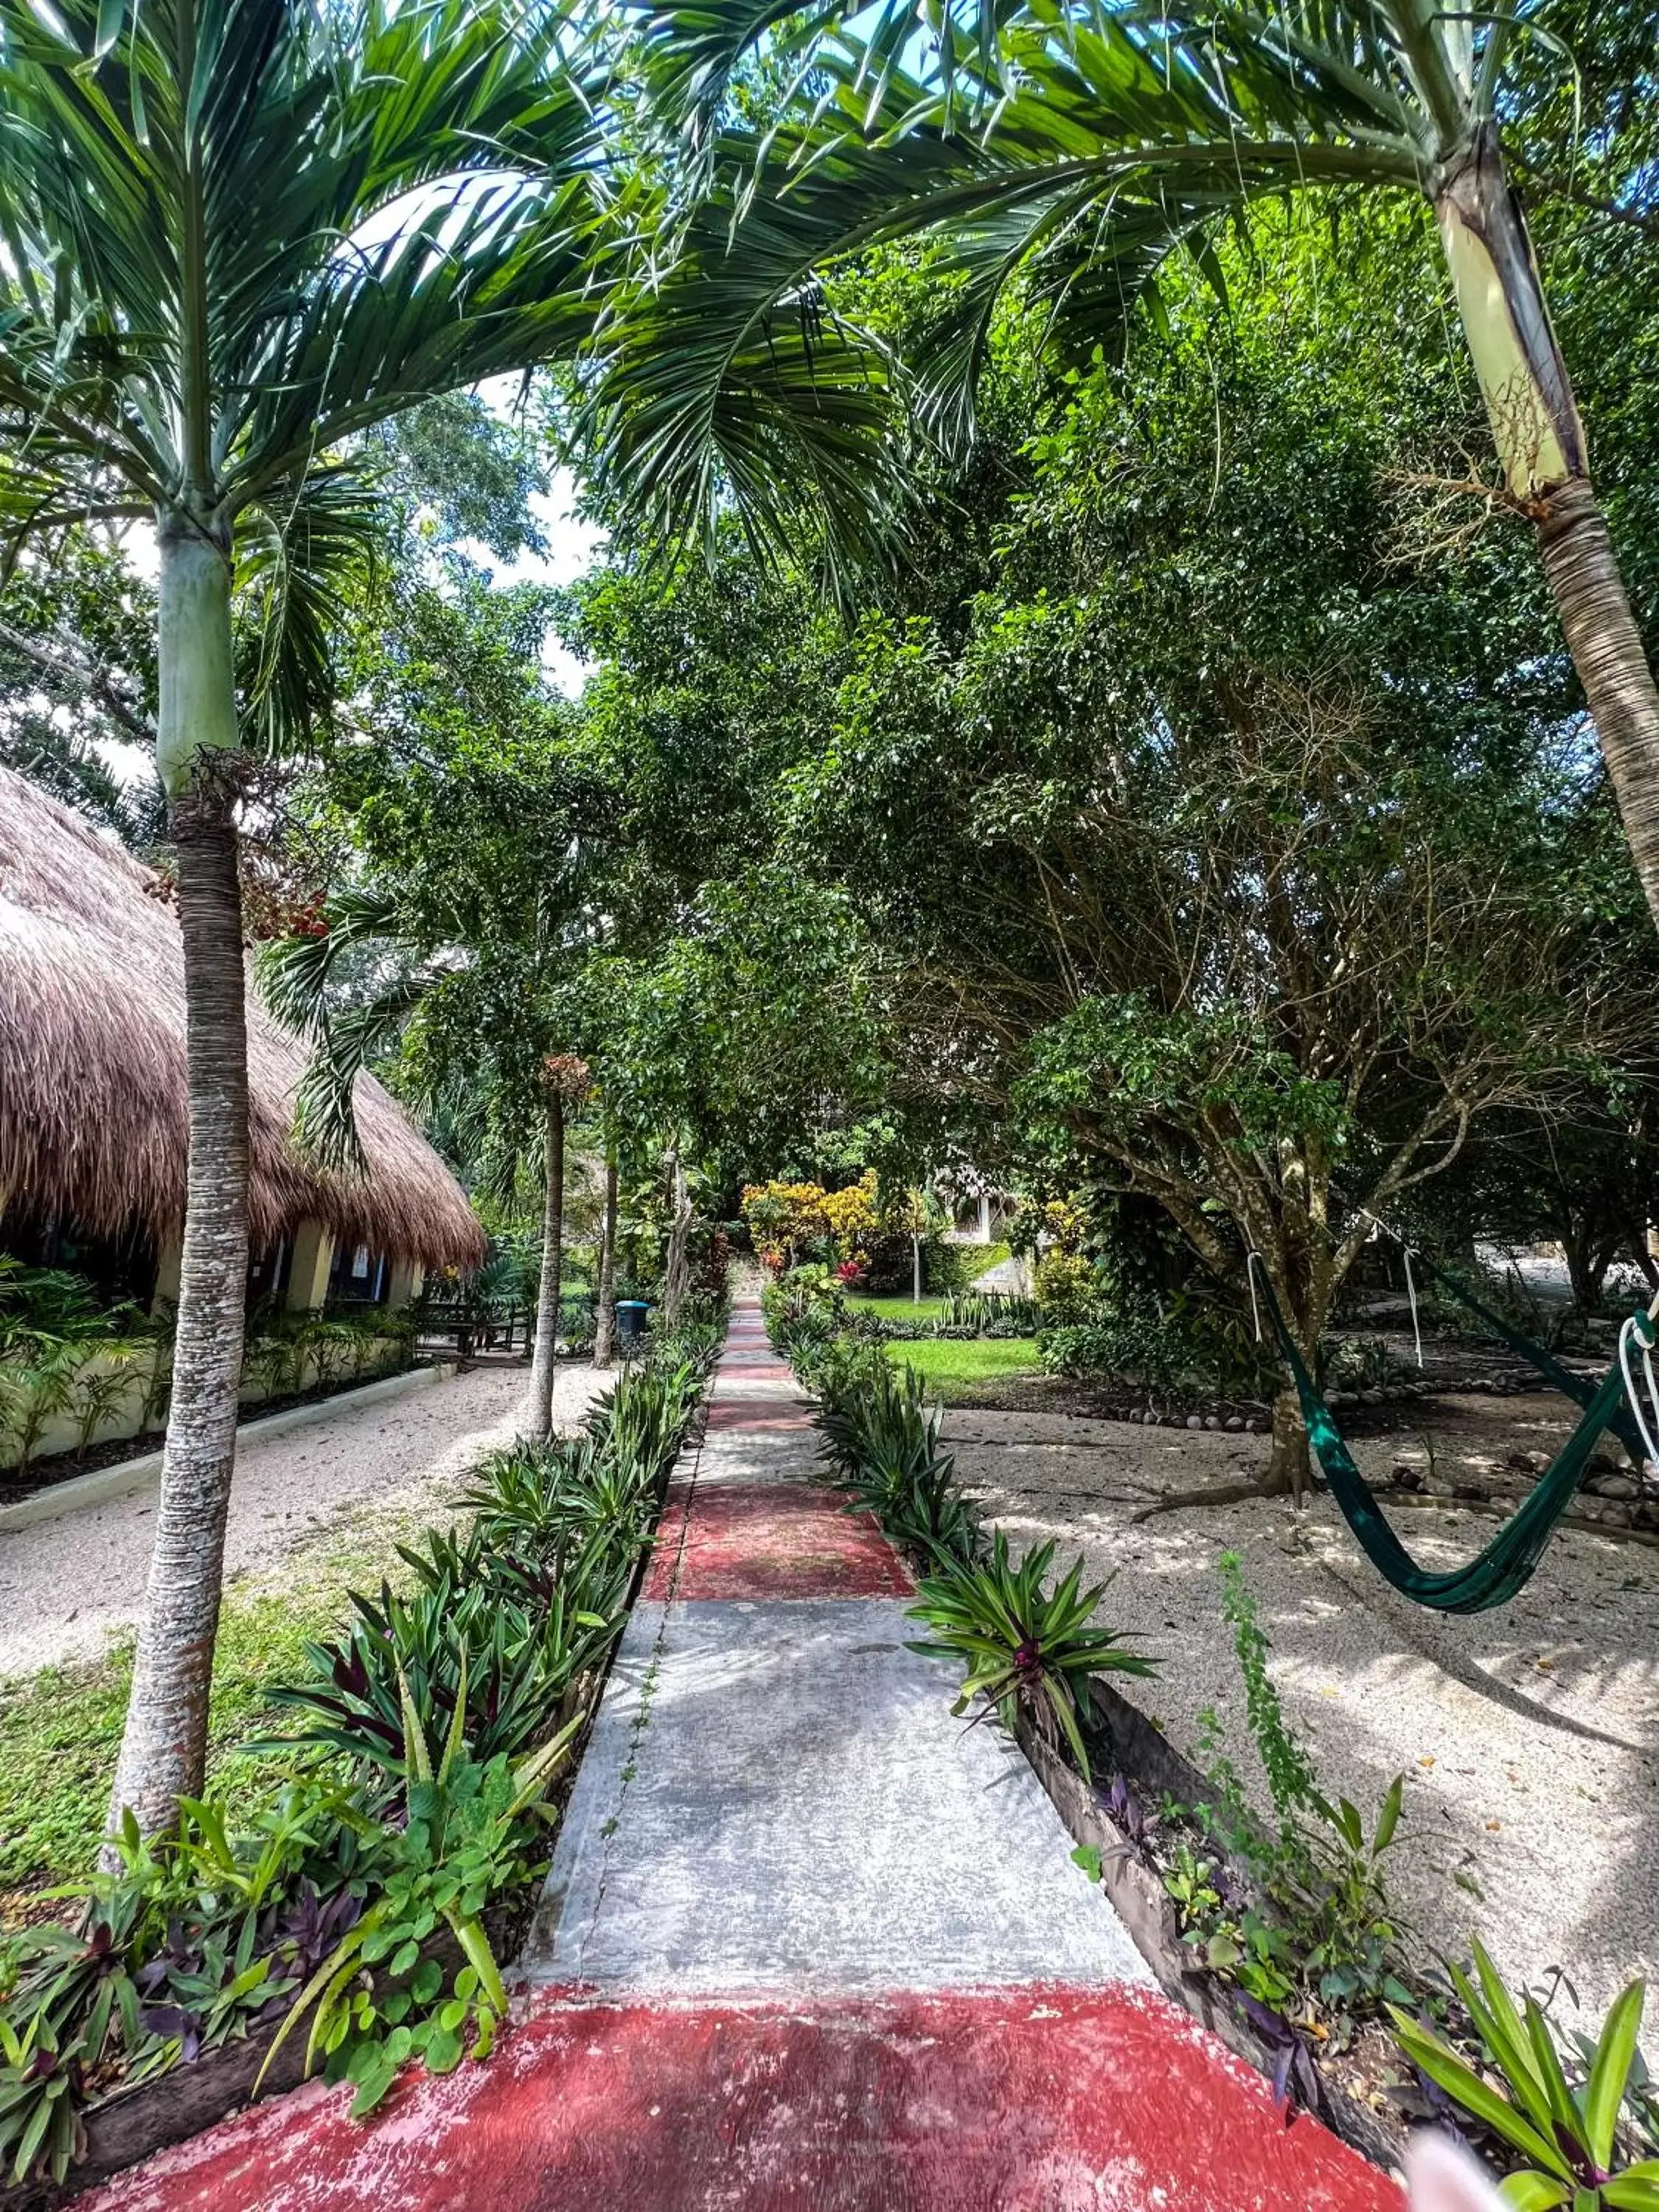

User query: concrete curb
[0,1362,461,1534]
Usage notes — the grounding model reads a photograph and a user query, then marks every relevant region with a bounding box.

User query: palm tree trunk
[105,784,249,1847]
[1436,122,1659,928]
[526,1096,565,1441]
[1531,486,1659,924]
[593,1138,619,1366]
[105,520,248,1853]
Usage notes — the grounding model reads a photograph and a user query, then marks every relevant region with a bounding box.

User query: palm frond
[258,883,406,1023]
[235,465,383,754]
[291,974,434,1172]
[614,0,1432,459]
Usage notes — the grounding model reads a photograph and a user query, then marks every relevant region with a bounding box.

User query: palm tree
[0,0,627,1846]
[613,0,1659,924]
[260,874,600,1442]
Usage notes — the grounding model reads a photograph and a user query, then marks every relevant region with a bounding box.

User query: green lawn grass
[964,1239,1013,1280]
[844,1293,950,1323]
[842,1245,1016,1327]
[884,1336,1043,1399]
[0,1501,437,1891]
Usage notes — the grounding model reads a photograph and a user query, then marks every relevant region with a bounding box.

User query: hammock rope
[1245,1255,1653,1613]
[1385,1236,1654,1470]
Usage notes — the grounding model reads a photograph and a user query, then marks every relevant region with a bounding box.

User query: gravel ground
[0,1360,605,1681]
[945,1394,1659,2034]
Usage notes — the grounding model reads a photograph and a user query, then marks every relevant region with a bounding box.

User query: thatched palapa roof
[0,766,485,1270]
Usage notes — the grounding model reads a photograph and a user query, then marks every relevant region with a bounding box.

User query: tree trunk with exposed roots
[526,1096,566,1440]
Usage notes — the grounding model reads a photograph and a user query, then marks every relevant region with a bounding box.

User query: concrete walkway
[87,1307,1397,2211]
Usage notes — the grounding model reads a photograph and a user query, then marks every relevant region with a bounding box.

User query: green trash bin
[615,1299,650,1349]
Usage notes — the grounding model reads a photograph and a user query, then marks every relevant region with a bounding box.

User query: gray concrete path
[526,1304,1149,1997]
[91,1310,1397,2212]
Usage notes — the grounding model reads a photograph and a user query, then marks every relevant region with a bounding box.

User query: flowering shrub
[1032,1247,1096,1320]
[741,1181,830,1257]
[822,1169,880,1253]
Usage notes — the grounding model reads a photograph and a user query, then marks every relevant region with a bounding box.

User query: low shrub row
[0,1344,711,2192]
[777,1307,1658,2202]
[2,1266,419,1483]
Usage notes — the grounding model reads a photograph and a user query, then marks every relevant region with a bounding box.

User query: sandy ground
[0,1360,605,1681]
[945,1393,1659,2033]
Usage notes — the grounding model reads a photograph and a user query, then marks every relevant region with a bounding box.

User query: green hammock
[1250,1264,1643,1613]
[1404,1245,1652,1469]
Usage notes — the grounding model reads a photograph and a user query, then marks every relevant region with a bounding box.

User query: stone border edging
[0,1363,459,1534]
[1015,1688,1402,2175]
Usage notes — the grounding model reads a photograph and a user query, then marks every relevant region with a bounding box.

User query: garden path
[86,1305,1396,2212]
[0,1362,602,1680]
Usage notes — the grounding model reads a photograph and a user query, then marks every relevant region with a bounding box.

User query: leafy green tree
[622,0,1659,923]
[580,222,1659,1486]
[263,566,601,1438]
[0,529,163,845]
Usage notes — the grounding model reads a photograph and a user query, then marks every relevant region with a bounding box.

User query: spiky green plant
[906,1531,1156,1777]
[1392,1946,1658,2212]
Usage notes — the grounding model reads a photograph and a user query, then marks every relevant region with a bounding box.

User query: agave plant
[906,1532,1157,1778]
[1391,1946,1658,2211]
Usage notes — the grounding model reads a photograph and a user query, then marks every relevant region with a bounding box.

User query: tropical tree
[261,563,607,1441]
[0,0,624,1844]
[613,0,1659,923]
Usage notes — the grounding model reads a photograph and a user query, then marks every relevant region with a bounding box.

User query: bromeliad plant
[815,1355,936,1485]
[1,1356,708,2186]
[0,1785,357,2187]
[906,1532,1156,1778]
[456,1436,654,1573]
[1392,1949,1658,2212]
[264,1562,617,1786]
[268,1362,703,1787]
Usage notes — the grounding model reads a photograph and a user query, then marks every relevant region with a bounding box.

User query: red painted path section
[643,1481,914,1601]
[88,1989,1391,2212]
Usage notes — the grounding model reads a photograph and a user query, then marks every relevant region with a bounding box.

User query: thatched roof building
[0,765,484,1273]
